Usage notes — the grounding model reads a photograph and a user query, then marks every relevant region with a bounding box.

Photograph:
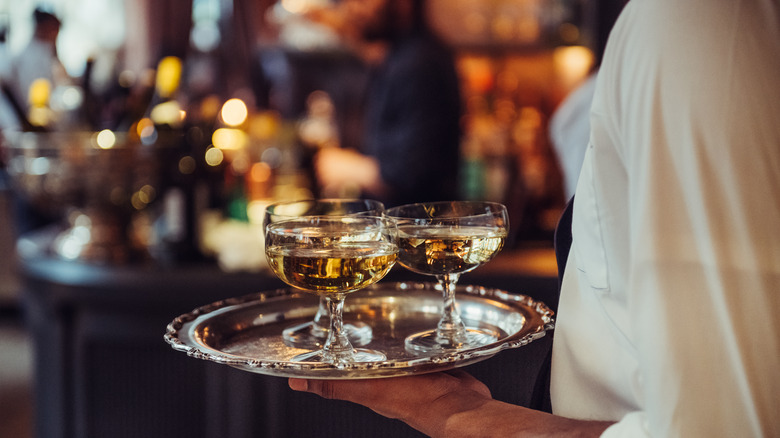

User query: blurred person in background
[5,7,70,119]
[1,7,70,235]
[288,0,780,436]
[549,1,627,200]
[311,0,462,207]
[548,73,597,200]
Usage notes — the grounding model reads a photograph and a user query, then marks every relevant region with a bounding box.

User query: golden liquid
[396,225,506,276]
[266,241,397,295]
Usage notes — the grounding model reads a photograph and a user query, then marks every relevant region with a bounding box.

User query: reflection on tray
[165,282,554,379]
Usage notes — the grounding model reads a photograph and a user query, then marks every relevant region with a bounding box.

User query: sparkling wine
[266,241,397,295]
[396,225,507,276]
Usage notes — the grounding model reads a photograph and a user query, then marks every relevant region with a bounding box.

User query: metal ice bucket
[3,130,167,263]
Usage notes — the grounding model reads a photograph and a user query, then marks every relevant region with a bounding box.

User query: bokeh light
[205,146,224,166]
[179,156,197,174]
[221,98,249,127]
[212,128,249,150]
[96,130,117,149]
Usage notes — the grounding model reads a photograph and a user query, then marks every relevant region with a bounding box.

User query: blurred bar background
[0,0,624,437]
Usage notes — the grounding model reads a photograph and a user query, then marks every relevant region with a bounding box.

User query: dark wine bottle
[143,56,207,265]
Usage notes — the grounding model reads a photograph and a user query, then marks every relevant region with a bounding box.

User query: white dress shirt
[9,37,70,108]
[550,0,780,436]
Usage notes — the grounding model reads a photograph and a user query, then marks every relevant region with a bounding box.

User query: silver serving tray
[165,281,554,379]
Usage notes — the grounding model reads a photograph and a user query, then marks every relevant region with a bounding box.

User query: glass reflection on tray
[165,282,554,379]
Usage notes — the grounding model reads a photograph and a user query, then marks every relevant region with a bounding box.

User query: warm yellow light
[281,0,308,14]
[28,107,51,127]
[221,98,248,127]
[553,45,594,87]
[28,78,52,107]
[96,129,117,149]
[212,128,248,150]
[155,56,182,98]
[151,101,183,126]
[204,147,224,166]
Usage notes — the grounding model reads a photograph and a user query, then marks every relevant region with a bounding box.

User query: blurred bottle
[138,56,208,265]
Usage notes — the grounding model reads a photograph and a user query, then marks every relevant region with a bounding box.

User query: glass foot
[282,321,373,349]
[404,327,499,354]
[291,348,386,364]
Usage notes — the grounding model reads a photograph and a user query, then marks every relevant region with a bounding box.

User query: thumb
[288,378,308,392]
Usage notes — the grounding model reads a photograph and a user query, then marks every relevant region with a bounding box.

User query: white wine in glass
[386,201,509,353]
[265,215,397,363]
[264,199,384,348]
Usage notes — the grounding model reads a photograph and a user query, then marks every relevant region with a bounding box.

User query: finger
[288,378,307,392]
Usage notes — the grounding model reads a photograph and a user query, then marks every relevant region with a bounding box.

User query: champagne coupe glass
[264,199,385,348]
[265,215,397,363]
[385,201,509,353]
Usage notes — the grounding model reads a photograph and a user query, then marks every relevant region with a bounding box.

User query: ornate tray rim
[164,281,555,379]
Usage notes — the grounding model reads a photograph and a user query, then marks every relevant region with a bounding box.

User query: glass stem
[310,297,330,338]
[435,274,467,342]
[322,294,354,362]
